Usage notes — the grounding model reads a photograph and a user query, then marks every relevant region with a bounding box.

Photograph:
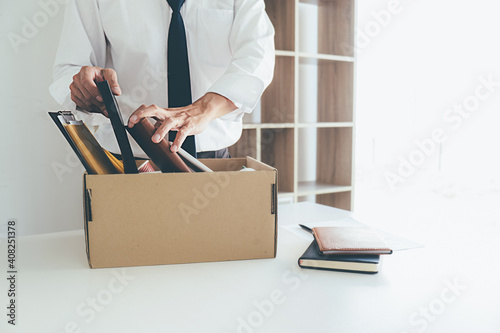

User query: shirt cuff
[217,99,245,122]
[49,74,75,107]
[207,72,264,119]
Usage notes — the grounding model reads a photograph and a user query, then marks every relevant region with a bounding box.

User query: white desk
[1,202,499,333]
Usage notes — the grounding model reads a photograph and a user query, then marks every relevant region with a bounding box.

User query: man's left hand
[127,93,237,152]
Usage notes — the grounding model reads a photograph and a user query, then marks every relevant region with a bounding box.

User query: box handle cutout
[85,189,93,222]
[271,184,276,215]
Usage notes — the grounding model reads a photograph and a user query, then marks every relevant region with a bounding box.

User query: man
[50,0,275,158]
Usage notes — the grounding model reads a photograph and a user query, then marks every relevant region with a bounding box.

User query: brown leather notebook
[126,118,193,173]
[312,227,393,255]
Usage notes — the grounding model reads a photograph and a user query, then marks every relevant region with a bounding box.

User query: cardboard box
[83,157,277,268]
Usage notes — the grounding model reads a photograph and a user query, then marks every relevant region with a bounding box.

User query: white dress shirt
[50,0,275,156]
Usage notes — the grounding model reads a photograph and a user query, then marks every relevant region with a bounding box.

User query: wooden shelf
[316,127,353,187]
[275,50,296,57]
[299,57,354,123]
[297,122,353,128]
[242,123,295,129]
[265,0,295,51]
[298,191,352,211]
[278,192,295,198]
[299,0,355,57]
[297,181,351,196]
[228,129,257,159]
[297,126,353,199]
[242,122,353,129]
[230,0,356,210]
[260,56,295,123]
[297,52,354,62]
[315,192,352,210]
[261,128,295,193]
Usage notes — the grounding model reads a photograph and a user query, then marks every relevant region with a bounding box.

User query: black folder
[48,111,123,175]
[97,80,138,174]
[49,111,93,173]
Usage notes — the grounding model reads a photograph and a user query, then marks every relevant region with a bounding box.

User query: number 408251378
[7,220,16,270]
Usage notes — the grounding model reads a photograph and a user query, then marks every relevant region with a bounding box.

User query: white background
[356,0,500,184]
[0,0,82,236]
[1,0,500,236]
[353,0,500,239]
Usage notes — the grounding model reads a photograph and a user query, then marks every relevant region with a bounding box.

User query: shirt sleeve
[207,0,275,122]
[49,0,108,126]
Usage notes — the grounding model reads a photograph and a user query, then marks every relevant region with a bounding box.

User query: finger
[70,82,94,110]
[84,100,104,113]
[101,68,122,96]
[152,118,178,143]
[71,79,108,114]
[99,104,109,118]
[88,103,103,113]
[93,69,104,103]
[71,93,89,111]
[77,67,102,104]
[171,127,190,152]
[76,100,101,114]
[128,104,165,127]
[127,104,147,127]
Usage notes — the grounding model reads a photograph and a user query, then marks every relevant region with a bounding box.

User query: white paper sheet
[280,217,423,251]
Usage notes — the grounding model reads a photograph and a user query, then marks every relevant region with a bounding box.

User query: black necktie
[167,0,196,157]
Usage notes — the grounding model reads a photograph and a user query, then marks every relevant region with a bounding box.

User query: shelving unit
[229,0,356,211]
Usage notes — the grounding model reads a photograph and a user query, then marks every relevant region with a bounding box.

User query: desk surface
[1,202,499,333]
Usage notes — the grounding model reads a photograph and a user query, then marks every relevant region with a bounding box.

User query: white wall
[355,0,500,190]
[0,0,83,236]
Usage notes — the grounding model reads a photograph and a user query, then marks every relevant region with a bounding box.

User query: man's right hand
[70,66,122,116]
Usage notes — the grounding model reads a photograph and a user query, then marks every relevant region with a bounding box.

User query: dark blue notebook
[298,240,380,274]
